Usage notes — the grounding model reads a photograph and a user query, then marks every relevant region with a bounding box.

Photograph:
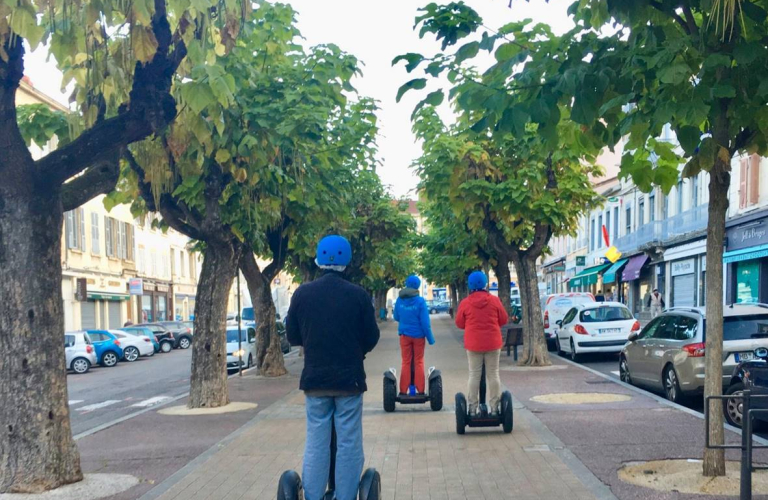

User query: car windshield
[718,314,768,341]
[226,329,245,343]
[580,306,632,323]
[242,307,255,321]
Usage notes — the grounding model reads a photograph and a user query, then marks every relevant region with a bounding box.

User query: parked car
[134,323,176,353]
[276,321,291,354]
[226,326,257,371]
[426,300,450,314]
[724,347,768,428]
[110,330,155,361]
[182,320,194,336]
[158,321,194,349]
[85,330,124,367]
[555,302,639,361]
[620,304,768,403]
[65,332,98,374]
[122,326,161,353]
[542,293,596,350]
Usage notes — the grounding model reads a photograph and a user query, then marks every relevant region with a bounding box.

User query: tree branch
[61,156,121,212]
[0,38,29,172]
[263,219,292,282]
[649,0,691,35]
[733,127,756,154]
[681,3,699,37]
[36,0,187,185]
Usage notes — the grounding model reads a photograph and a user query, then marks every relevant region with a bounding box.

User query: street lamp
[237,271,242,377]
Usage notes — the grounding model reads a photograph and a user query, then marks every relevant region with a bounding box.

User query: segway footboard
[358,468,381,500]
[277,470,302,500]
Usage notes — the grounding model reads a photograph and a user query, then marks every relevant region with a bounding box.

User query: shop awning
[87,292,130,301]
[568,263,612,288]
[602,258,629,284]
[621,254,648,282]
[723,243,768,264]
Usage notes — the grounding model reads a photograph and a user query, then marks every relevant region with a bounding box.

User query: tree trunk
[514,254,550,366]
[239,254,287,377]
[449,283,459,317]
[702,156,730,477]
[188,240,240,408]
[494,255,513,319]
[0,168,83,493]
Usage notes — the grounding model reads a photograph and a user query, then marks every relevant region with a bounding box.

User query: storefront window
[156,295,167,321]
[736,261,760,303]
[141,295,152,322]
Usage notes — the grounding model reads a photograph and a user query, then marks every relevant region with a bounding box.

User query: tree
[1,0,243,491]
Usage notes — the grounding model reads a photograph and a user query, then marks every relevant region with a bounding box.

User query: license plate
[736,352,755,362]
[599,328,621,334]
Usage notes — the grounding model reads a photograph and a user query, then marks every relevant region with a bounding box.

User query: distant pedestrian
[647,288,665,318]
[595,290,605,302]
[393,275,435,395]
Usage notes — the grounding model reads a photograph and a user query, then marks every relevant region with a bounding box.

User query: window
[590,218,595,250]
[580,306,632,323]
[639,316,663,339]
[189,253,196,279]
[626,206,632,234]
[171,249,176,277]
[104,218,133,260]
[181,252,186,278]
[613,207,619,241]
[64,209,86,251]
[150,250,158,277]
[692,175,699,207]
[720,314,768,341]
[105,216,113,256]
[562,308,578,325]
[605,211,611,245]
[652,316,677,340]
[649,192,655,222]
[597,214,603,248]
[248,328,256,343]
[677,179,683,215]
[663,193,669,218]
[138,245,146,273]
[671,316,698,341]
[638,199,645,226]
[739,155,761,208]
[64,335,75,348]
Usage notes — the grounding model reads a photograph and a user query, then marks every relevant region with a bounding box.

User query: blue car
[426,300,451,315]
[86,330,124,367]
[122,326,161,353]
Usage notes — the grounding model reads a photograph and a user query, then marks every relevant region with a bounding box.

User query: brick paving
[144,317,610,500]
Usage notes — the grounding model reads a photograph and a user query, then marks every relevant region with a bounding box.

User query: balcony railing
[613,203,708,253]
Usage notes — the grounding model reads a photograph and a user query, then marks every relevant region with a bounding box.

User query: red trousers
[399,336,426,394]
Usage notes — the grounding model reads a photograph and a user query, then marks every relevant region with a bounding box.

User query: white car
[226,325,257,371]
[542,293,596,350]
[110,330,155,362]
[555,302,640,361]
[65,332,98,374]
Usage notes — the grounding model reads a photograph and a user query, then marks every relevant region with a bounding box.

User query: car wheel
[430,309,437,314]
[160,341,172,353]
[124,346,139,362]
[179,337,191,349]
[71,357,90,374]
[570,339,581,362]
[247,354,253,369]
[663,366,684,403]
[102,351,118,367]
[725,382,745,428]
[619,356,632,386]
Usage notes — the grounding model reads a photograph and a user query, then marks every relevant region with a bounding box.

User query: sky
[23,0,575,198]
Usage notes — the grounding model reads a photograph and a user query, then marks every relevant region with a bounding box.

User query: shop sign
[576,256,586,266]
[553,265,565,272]
[671,258,695,277]
[156,283,170,293]
[727,217,768,251]
[74,278,87,301]
[129,278,143,295]
[143,281,155,292]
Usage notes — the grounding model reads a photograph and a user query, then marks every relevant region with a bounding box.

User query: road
[67,349,194,437]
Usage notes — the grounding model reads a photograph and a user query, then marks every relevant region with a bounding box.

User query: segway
[277,418,381,500]
[382,343,442,412]
[455,361,513,434]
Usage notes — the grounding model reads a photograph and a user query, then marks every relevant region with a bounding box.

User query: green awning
[602,259,629,284]
[87,292,130,302]
[724,244,768,264]
[568,263,612,288]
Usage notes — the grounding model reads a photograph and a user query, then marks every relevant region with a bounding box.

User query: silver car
[65,332,97,374]
[619,304,768,403]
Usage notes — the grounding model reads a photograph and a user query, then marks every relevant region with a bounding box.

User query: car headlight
[232,349,244,357]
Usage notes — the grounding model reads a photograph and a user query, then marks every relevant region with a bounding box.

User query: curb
[556,355,768,446]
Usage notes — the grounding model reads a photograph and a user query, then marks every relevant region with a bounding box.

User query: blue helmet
[316,235,352,267]
[468,271,488,291]
[405,275,421,289]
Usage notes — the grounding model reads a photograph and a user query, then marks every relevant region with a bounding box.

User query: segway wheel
[383,377,396,413]
[429,375,443,412]
[359,468,381,500]
[277,470,303,500]
[501,391,514,434]
[455,393,467,435]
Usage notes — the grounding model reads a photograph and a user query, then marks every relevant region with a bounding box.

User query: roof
[666,304,768,317]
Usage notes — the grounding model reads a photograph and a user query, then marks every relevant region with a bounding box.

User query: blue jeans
[303,394,364,500]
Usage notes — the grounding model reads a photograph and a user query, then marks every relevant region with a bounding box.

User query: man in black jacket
[286,235,380,500]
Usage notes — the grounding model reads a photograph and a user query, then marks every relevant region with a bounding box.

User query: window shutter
[91,213,100,254]
[749,154,761,206]
[118,222,124,259]
[105,216,112,257]
[126,224,134,261]
[740,157,748,209]
[79,208,86,252]
[112,219,118,258]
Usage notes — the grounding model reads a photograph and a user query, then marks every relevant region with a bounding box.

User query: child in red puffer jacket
[455,271,509,415]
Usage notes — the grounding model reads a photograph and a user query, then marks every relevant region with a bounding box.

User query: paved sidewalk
[141,317,614,500]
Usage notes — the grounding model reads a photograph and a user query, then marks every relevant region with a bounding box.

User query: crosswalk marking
[131,396,171,408]
[78,400,120,412]
[68,400,84,406]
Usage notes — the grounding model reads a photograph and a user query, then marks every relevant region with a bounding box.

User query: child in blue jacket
[393,275,435,395]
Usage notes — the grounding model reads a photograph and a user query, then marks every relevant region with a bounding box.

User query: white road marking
[78,400,121,412]
[611,371,620,376]
[68,400,84,406]
[131,396,171,408]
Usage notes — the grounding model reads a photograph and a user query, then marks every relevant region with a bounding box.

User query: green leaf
[734,42,764,65]
[758,80,768,97]
[455,41,479,64]
[396,78,427,102]
[391,53,424,73]
[215,149,231,163]
[181,82,215,114]
[702,53,731,69]
[657,63,690,85]
[742,1,768,23]
[711,84,736,98]
[677,125,701,155]
[424,90,444,106]
[132,26,159,63]
[495,43,521,62]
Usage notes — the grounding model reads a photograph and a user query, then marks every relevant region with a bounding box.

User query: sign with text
[74,278,87,301]
[671,258,695,277]
[129,278,143,295]
[576,256,586,267]
[726,217,768,251]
